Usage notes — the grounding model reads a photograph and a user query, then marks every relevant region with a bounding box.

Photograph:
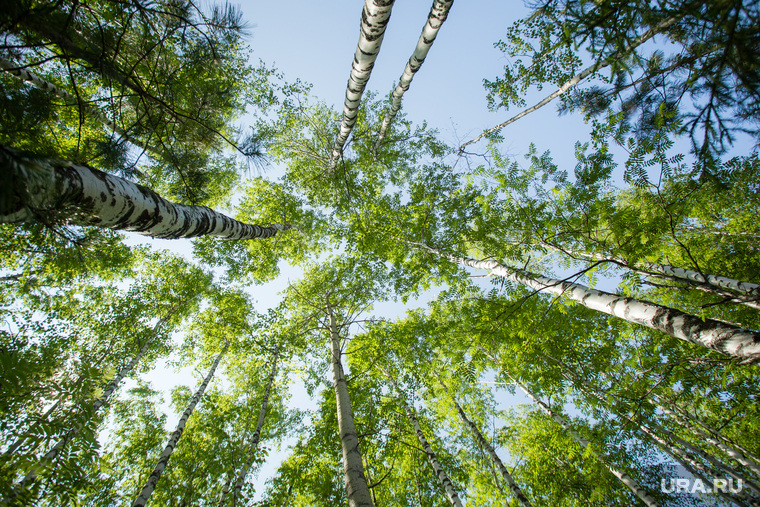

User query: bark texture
[329,0,395,169]
[131,342,228,507]
[414,244,760,363]
[1,146,291,240]
[436,373,531,506]
[328,307,374,507]
[458,15,679,152]
[375,0,453,147]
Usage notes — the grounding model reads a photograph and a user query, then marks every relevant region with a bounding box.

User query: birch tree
[375,0,454,147]
[329,0,396,169]
[131,341,229,507]
[1,146,293,241]
[435,372,532,507]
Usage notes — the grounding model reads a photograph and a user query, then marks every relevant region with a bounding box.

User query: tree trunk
[387,373,463,507]
[413,243,760,363]
[229,349,280,507]
[652,395,760,481]
[131,342,229,507]
[375,0,453,148]
[552,357,756,505]
[435,373,532,507]
[0,57,154,156]
[1,146,292,240]
[458,15,680,152]
[511,378,661,507]
[656,394,760,471]
[327,303,374,507]
[3,303,184,502]
[329,0,395,169]
[539,242,760,310]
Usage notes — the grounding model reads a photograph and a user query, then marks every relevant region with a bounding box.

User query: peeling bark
[375,0,453,148]
[131,342,229,507]
[1,146,291,240]
[329,0,395,169]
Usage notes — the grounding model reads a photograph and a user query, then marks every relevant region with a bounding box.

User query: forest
[1,0,759,505]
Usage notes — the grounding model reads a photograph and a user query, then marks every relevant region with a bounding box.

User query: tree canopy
[1,0,759,506]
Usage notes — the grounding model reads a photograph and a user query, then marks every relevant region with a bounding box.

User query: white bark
[5,305,183,500]
[229,349,280,507]
[329,0,395,169]
[513,379,661,507]
[375,0,453,148]
[436,373,531,506]
[539,243,760,310]
[557,363,755,505]
[459,16,680,152]
[414,244,760,363]
[653,395,760,481]
[131,342,228,507]
[1,146,291,240]
[387,374,463,507]
[328,306,374,507]
[0,57,153,155]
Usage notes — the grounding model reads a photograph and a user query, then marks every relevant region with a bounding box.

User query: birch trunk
[0,57,154,156]
[327,305,374,507]
[553,360,757,505]
[435,373,531,506]
[329,0,395,169]
[458,15,680,152]
[512,379,661,507]
[131,342,229,507]
[538,243,760,310]
[656,395,760,471]
[4,304,183,502]
[229,349,280,507]
[375,0,453,148]
[413,244,760,363]
[387,374,463,507]
[1,146,291,240]
[652,395,760,480]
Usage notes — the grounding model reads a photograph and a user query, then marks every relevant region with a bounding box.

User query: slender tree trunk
[458,15,680,152]
[510,378,661,507]
[652,395,760,481]
[1,146,292,240]
[413,243,760,363]
[552,358,757,505]
[329,0,395,169]
[0,57,154,156]
[656,395,760,471]
[327,303,374,507]
[435,372,532,507]
[131,342,229,507]
[539,242,760,310]
[2,303,184,503]
[375,0,453,148]
[229,349,280,507]
[386,373,463,507]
